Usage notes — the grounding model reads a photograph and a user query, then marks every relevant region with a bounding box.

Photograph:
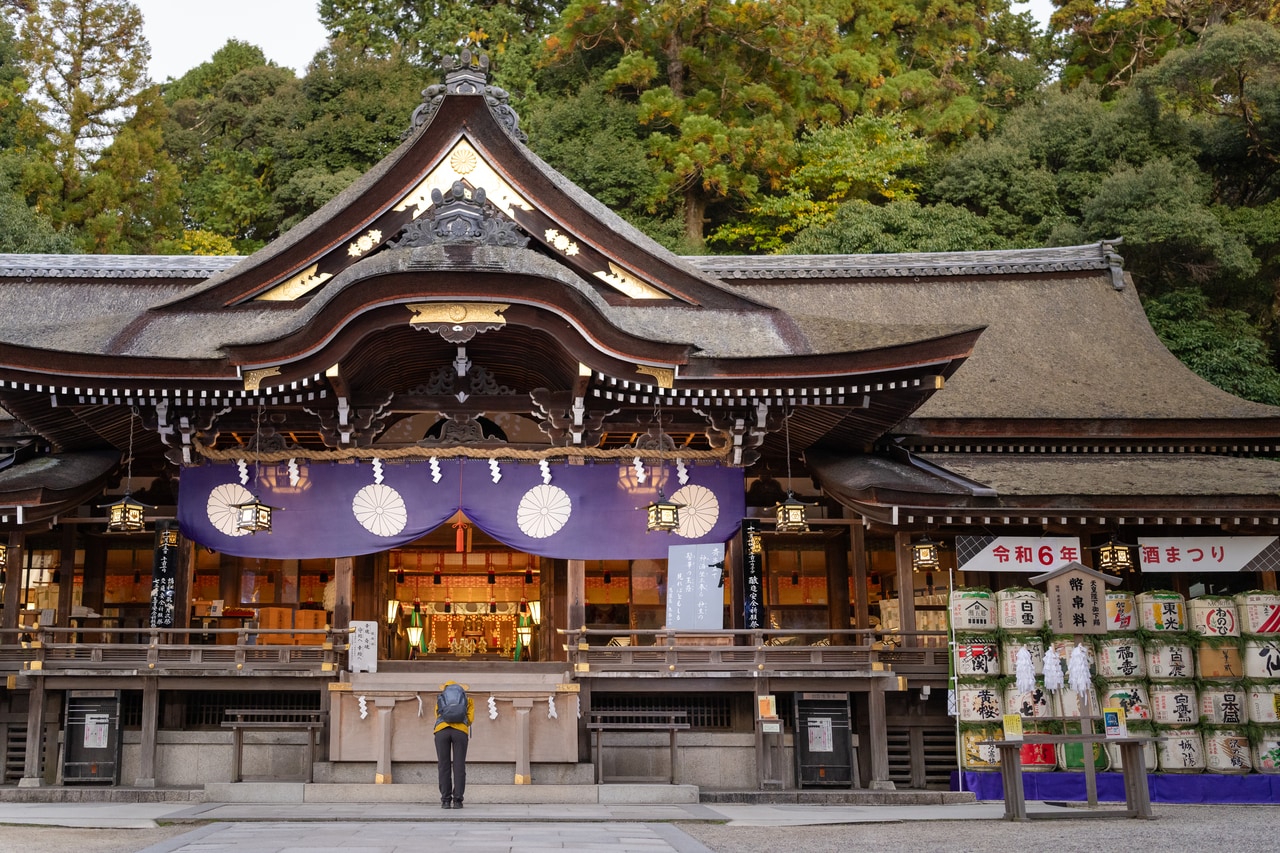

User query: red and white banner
[957,537,1082,573]
[1136,537,1278,573]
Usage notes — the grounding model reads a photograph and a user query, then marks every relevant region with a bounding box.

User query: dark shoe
[441,800,453,809]
[453,799,463,809]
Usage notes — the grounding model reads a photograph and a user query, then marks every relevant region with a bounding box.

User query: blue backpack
[438,684,468,724]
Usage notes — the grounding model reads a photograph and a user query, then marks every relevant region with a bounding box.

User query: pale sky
[134,0,330,82]
[134,0,1057,84]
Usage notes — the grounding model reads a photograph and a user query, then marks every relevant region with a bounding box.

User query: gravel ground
[2,805,1276,853]
[680,805,1279,853]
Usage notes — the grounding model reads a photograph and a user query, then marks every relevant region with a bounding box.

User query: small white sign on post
[349,620,378,673]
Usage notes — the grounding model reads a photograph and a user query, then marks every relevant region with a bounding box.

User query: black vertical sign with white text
[743,519,763,629]
[150,520,179,629]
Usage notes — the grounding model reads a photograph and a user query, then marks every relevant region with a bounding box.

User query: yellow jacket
[433,681,475,736]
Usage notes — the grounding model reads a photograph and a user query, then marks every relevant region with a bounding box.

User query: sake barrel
[1106,591,1137,632]
[950,589,997,632]
[957,681,1004,723]
[1050,636,1095,669]
[1149,683,1199,726]
[1253,729,1280,773]
[1200,683,1249,726]
[999,634,1044,677]
[1243,638,1280,680]
[1106,732,1157,773]
[1190,597,1240,638]
[1005,681,1052,720]
[1138,591,1187,632]
[1054,683,1101,718]
[1057,720,1110,772]
[1156,728,1205,772]
[1101,681,1152,722]
[954,639,1000,677]
[1247,683,1280,724]
[1235,591,1280,635]
[1204,729,1252,774]
[997,588,1046,631]
[1198,643,1245,680]
[1098,635,1146,679]
[960,727,1002,770]
[1146,640,1195,680]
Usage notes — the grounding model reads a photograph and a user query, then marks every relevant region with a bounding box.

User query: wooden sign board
[1038,565,1110,634]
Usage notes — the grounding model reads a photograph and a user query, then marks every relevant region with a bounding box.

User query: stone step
[699,789,976,806]
[0,786,204,803]
[204,781,700,805]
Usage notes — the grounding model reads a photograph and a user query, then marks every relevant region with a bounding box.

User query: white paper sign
[958,537,1082,573]
[1137,537,1278,573]
[807,717,833,752]
[83,713,109,749]
[665,544,725,630]
[349,620,378,673]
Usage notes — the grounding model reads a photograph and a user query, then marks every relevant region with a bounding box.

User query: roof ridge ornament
[407,48,528,143]
[390,181,530,249]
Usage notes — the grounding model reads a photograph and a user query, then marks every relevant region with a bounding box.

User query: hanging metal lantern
[774,492,810,533]
[911,536,940,572]
[1098,538,1133,574]
[105,494,150,533]
[233,495,279,534]
[646,490,683,533]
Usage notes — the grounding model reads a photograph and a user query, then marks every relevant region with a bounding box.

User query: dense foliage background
[3,1,1280,401]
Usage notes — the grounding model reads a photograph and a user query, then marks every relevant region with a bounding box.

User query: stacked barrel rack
[954,587,1280,776]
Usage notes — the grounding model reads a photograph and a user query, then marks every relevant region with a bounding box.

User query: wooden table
[587,710,689,784]
[222,709,325,783]
[986,735,1153,821]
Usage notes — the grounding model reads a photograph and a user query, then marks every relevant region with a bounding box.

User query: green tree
[18,0,150,221]
[1144,288,1280,405]
[785,198,1012,255]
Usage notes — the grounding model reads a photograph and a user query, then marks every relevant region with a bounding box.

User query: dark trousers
[434,726,468,803]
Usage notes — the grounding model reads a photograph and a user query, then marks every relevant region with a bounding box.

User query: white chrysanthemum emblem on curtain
[516,484,572,538]
[352,484,408,536]
[206,483,255,537]
[672,484,719,539]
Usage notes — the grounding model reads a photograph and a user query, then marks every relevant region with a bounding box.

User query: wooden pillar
[353,553,378,623]
[18,674,45,787]
[567,559,585,632]
[172,536,195,631]
[894,531,917,646]
[333,556,354,631]
[56,525,76,627]
[513,697,533,784]
[866,678,894,790]
[851,522,870,633]
[136,676,159,787]
[218,551,238,608]
[2,531,26,630]
[826,531,851,637]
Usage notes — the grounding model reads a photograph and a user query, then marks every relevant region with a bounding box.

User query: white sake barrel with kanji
[1235,592,1280,635]
[1190,597,1240,638]
[950,589,997,632]
[1054,683,1101,718]
[960,728,1002,770]
[1200,684,1249,726]
[999,634,1044,677]
[1146,640,1195,681]
[997,588,1046,631]
[1137,591,1187,632]
[1253,729,1280,773]
[954,640,1000,677]
[1101,681,1152,722]
[1106,591,1138,632]
[1243,638,1280,680]
[957,681,1004,723]
[1098,636,1146,679]
[1150,683,1199,725]
[1106,736,1158,773]
[1005,681,1052,720]
[1157,728,1205,773]
[1204,730,1252,774]
[1248,683,1280,724]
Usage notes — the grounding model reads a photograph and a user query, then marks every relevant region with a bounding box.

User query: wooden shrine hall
[2,52,1280,794]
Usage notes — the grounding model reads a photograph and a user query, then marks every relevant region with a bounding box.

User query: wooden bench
[985,734,1153,821]
[587,710,690,784]
[222,709,324,783]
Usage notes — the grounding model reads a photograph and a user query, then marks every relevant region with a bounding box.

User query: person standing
[434,680,474,808]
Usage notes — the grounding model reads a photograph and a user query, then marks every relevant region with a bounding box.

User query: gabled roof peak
[408,49,526,143]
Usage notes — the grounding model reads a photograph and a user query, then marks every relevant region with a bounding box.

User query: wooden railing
[0,626,348,676]
[563,628,950,676]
